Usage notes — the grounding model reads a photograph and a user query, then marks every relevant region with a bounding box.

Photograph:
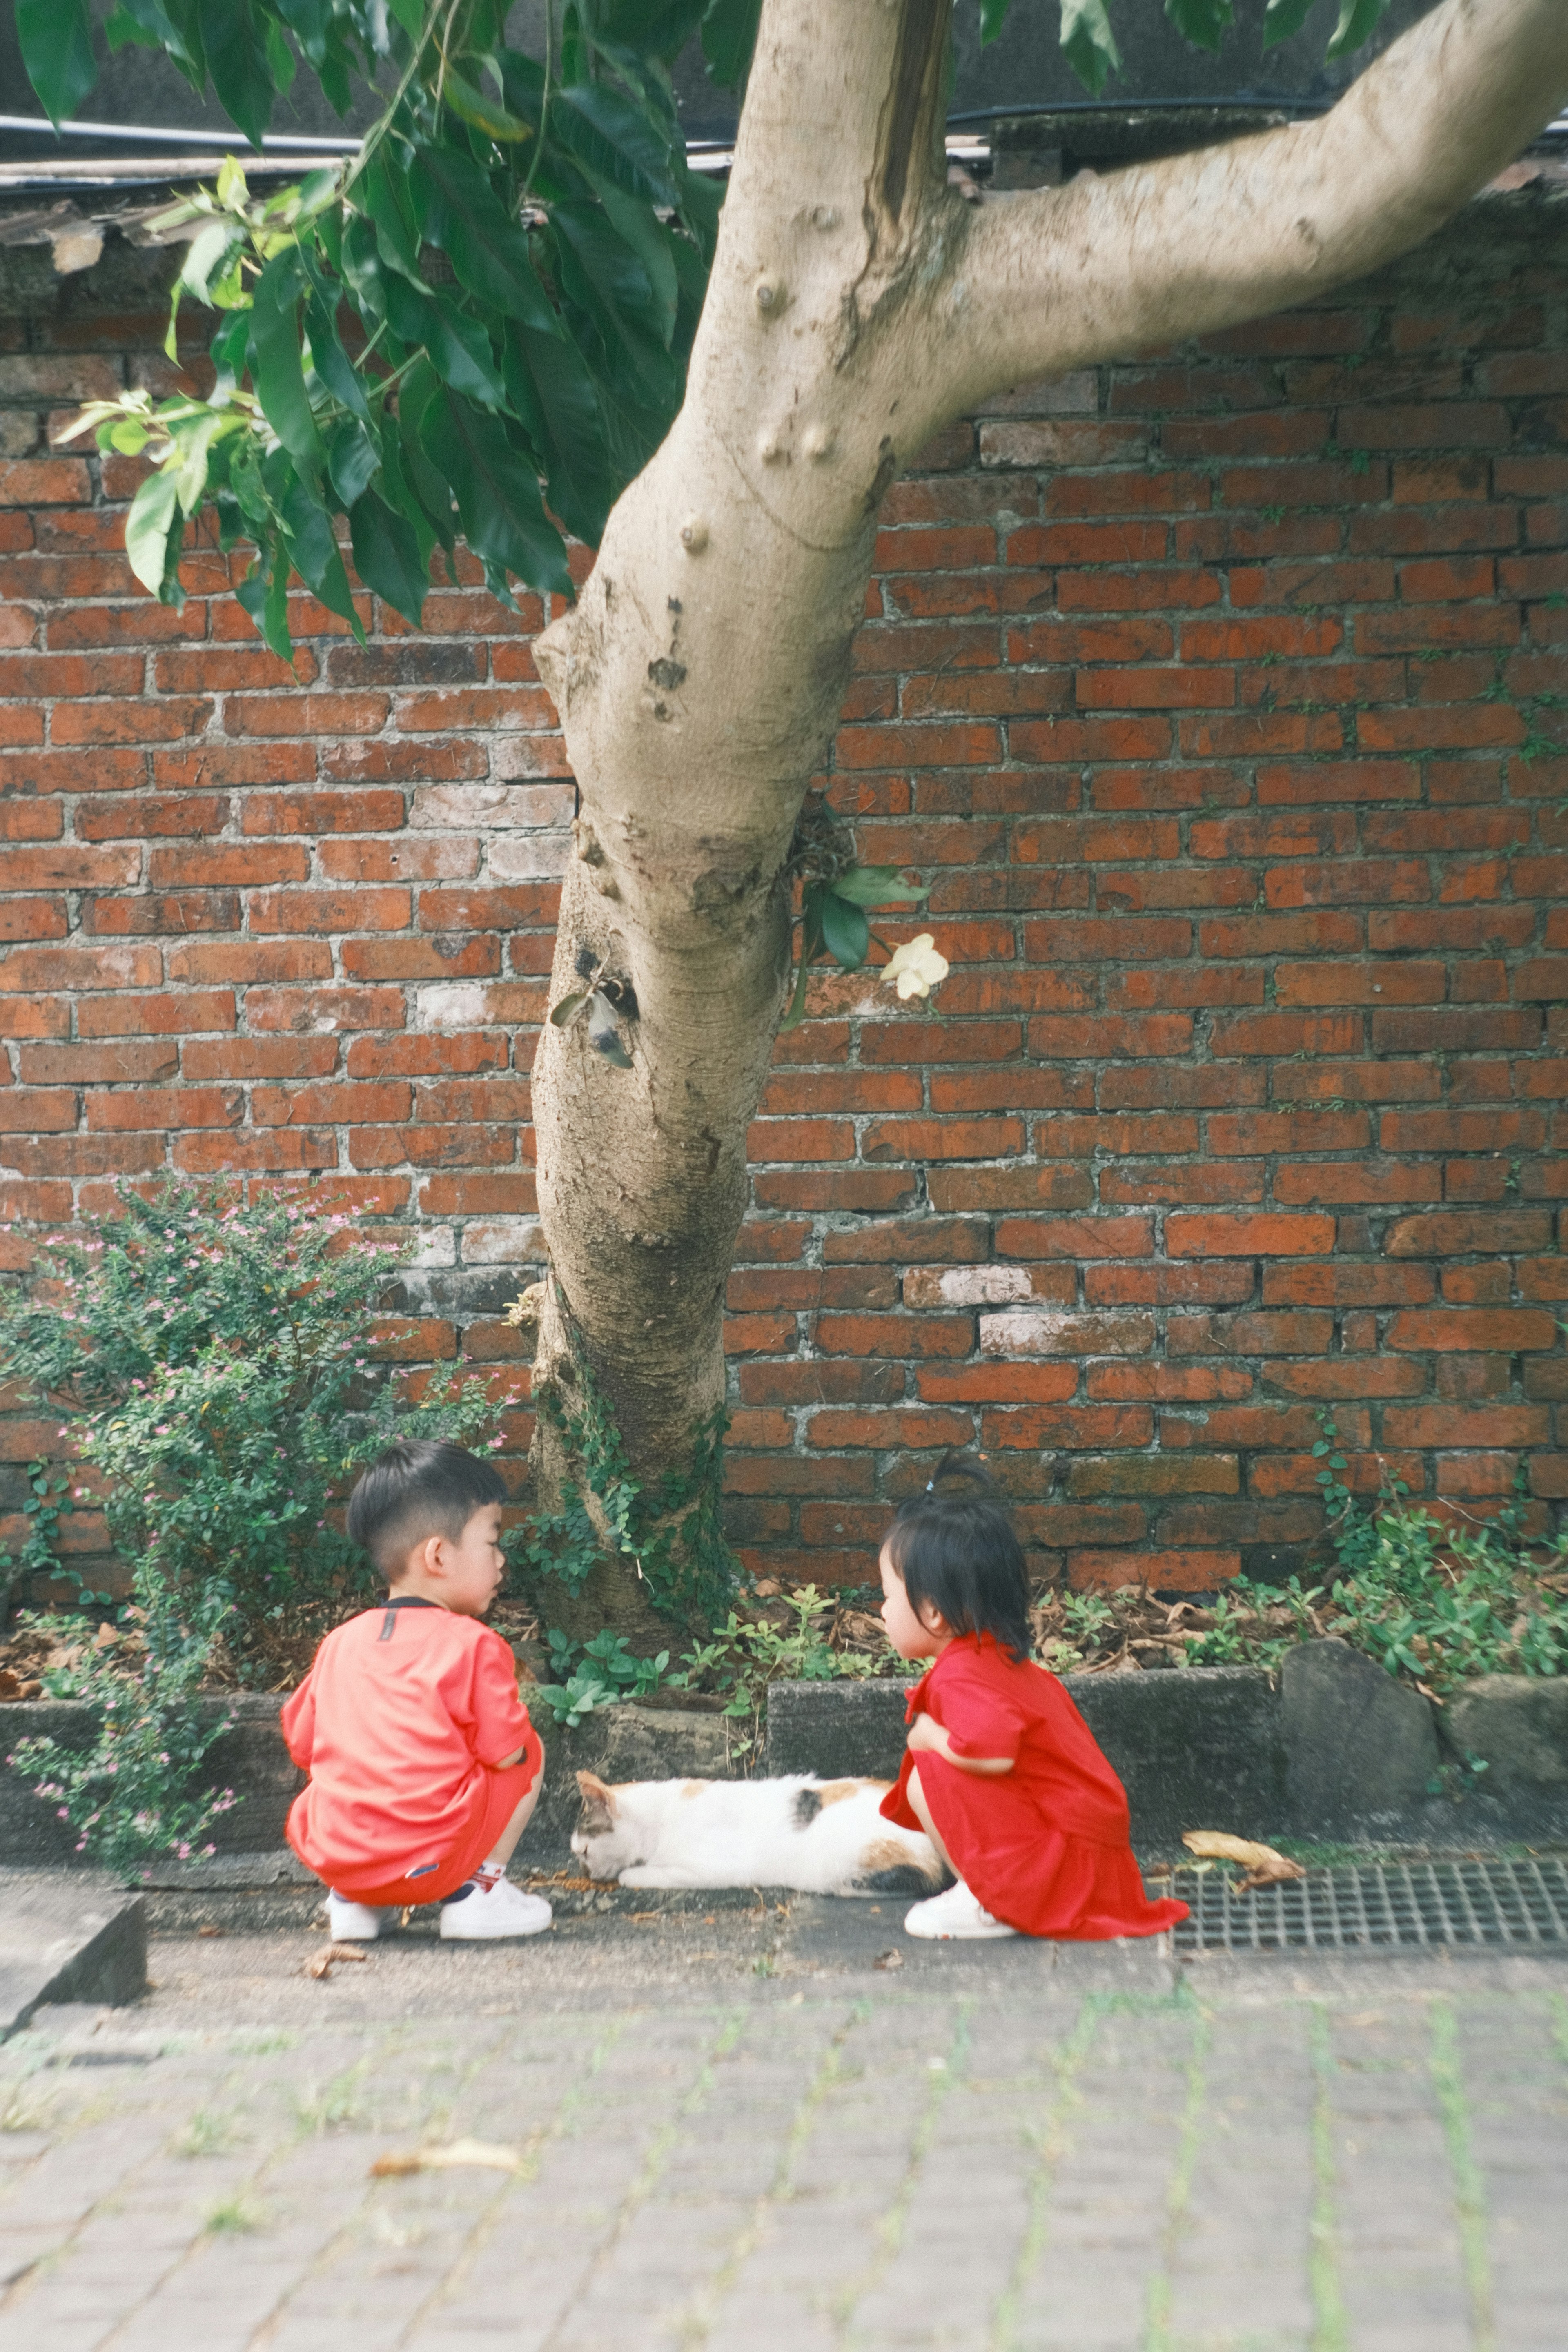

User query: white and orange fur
[571,1770,947,1895]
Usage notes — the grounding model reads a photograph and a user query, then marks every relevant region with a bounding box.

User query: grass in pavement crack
[1429,2001,1494,2352]
[835,1999,973,2339]
[1308,2002,1349,2352]
[677,1999,870,2350]
[1142,2000,1213,2352]
[988,1998,1104,2352]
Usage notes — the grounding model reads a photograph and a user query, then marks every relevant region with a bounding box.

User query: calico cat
[571,1770,947,1896]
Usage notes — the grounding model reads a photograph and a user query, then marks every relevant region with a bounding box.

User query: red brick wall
[0,191,1565,1599]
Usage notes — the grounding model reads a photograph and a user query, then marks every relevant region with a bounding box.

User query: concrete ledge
[0,1871,146,2035]
[8,1647,1568,1888]
[767,1649,1568,1855]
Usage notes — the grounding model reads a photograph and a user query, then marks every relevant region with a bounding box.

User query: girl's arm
[906,1711,1014,1777]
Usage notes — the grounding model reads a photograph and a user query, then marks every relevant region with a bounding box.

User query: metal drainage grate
[1157,1857,1568,1955]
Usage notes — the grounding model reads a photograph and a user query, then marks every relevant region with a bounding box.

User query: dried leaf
[1181,1831,1305,1892]
[873,1948,904,1971]
[303,1939,372,1979]
[369,2137,522,2178]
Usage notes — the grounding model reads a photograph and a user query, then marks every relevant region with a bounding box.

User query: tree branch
[947,0,1568,402]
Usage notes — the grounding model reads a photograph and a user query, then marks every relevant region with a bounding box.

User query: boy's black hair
[346,1439,508,1579]
[884,1451,1033,1663]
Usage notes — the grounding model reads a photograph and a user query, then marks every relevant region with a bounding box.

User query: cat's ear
[575,1771,618,1834]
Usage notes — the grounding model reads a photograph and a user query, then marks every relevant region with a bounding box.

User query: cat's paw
[618,1866,693,1889]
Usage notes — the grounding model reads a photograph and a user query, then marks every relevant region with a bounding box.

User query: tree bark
[521,0,1568,1641]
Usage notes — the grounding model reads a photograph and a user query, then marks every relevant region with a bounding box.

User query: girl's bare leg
[904,1766,958,1878]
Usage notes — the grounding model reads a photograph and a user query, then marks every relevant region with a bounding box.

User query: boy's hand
[906,1713,945,1755]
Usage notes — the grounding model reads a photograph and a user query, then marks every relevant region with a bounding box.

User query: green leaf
[1261,0,1316,46]
[700,0,761,87]
[1060,0,1121,94]
[348,490,429,629]
[196,0,276,149]
[819,891,871,972]
[502,320,615,545]
[549,989,590,1029]
[1326,0,1388,57]
[381,275,507,409]
[552,203,677,395]
[425,392,573,600]
[303,297,372,421]
[439,63,535,143]
[125,469,181,599]
[555,81,681,207]
[277,468,363,636]
[977,0,1014,44]
[237,534,294,660]
[585,171,679,351]
[395,360,459,567]
[247,255,322,463]
[263,12,295,97]
[16,0,96,125]
[357,151,425,287]
[326,415,379,508]
[181,219,246,303]
[830,865,930,908]
[409,147,555,328]
[1164,0,1232,51]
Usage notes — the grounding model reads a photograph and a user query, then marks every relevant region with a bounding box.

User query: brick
[1384,1210,1552,1256]
[981,1405,1153,1449]
[1069,1548,1239,1591]
[1167,1214,1334,1258]
[1386,1309,1558,1352]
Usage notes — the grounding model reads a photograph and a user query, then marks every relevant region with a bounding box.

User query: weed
[174,2108,243,2159]
[203,2194,265,2235]
[293,2064,365,2136]
[530,1627,679,1729]
[683,1584,895,1760]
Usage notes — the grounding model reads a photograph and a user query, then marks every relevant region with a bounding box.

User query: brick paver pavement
[0,1899,1564,2351]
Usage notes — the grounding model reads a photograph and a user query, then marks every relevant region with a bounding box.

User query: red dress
[281,1598,542,1906]
[880,1633,1189,1940]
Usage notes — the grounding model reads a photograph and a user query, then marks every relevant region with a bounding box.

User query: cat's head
[570,1771,646,1879]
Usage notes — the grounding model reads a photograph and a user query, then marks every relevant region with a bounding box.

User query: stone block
[767,1668,1287,1857]
[528,1700,735,1865]
[1281,1639,1441,1833]
[1442,1676,1568,1798]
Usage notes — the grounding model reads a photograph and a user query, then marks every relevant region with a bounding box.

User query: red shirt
[881,1633,1188,1940]
[281,1599,538,1891]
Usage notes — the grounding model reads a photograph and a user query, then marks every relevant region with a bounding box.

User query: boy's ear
[575,1771,617,1833]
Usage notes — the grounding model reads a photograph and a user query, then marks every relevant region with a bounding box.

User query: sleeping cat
[571,1770,947,1896]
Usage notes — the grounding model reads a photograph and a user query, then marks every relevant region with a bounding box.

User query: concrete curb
[0,1871,146,2036]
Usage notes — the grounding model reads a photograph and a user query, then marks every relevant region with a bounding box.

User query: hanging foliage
[21,0,1395,655]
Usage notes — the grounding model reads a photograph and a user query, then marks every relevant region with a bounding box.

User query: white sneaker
[439,1878,553,1941]
[326,1892,390,1942]
[904,1881,1018,1941]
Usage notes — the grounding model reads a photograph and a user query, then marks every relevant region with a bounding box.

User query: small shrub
[530,1627,676,1728]
[682,1584,890,1759]
[0,1179,508,1877]
[1183,1419,1568,1690]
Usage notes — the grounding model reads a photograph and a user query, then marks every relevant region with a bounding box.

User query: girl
[877,1456,1190,1942]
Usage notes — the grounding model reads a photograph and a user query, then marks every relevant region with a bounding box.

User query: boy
[281,1439,550,1942]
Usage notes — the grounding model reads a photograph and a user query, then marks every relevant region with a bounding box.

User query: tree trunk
[520,0,1568,1643]
[523,0,962,1638]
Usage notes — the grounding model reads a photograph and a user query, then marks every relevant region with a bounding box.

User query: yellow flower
[881,933,949,1002]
